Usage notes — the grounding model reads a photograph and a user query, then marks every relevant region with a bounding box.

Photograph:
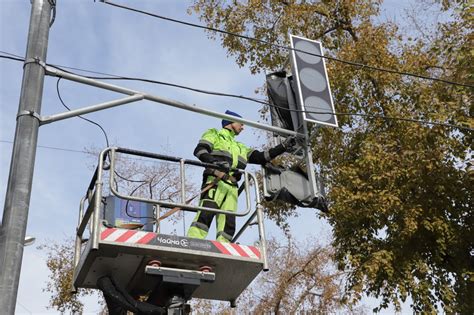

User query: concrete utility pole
[0,0,52,313]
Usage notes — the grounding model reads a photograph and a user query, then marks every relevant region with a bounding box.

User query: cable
[0,49,268,105]
[41,58,474,132]
[0,139,91,154]
[114,170,149,183]
[56,77,110,147]
[58,79,144,186]
[123,182,156,222]
[48,61,474,132]
[1,51,114,142]
[2,53,472,132]
[48,0,56,27]
[72,75,270,106]
[1,138,162,224]
[0,53,282,109]
[0,54,24,63]
[0,140,179,168]
[102,0,473,89]
[0,50,23,58]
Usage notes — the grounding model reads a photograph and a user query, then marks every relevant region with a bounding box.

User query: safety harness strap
[158,169,236,222]
[210,169,237,184]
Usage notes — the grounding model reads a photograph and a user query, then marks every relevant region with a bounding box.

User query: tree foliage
[189,0,473,312]
[250,237,348,313]
[38,239,98,313]
[191,236,362,314]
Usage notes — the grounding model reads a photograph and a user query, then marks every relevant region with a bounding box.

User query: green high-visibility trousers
[187,177,238,243]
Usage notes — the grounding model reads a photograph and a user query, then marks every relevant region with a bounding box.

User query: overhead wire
[56,91,151,189]
[0,138,172,223]
[56,77,110,147]
[101,0,473,89]
[55,70,474,132]
[0,140,180,168]
[1,52,472,132]
[0,54,24,63]
[56,75,149,187]
[0,139,91,154]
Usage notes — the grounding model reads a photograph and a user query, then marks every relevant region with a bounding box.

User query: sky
[0,0,429,313]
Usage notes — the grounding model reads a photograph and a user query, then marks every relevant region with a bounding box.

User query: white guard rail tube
[248,172,269,271]
[232,209,257,243]
[76,193,95,241]
[244,171,251,212]
[73,196,86,269]
[91,148,107,250]
[71,196,86,293]
[179,159,186,204]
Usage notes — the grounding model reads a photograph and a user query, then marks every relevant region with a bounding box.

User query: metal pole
[302,120,318,198]
[91,148,107,250]
[250,172,269,271]
[0,1,52,313]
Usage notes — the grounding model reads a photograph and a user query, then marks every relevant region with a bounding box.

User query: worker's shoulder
[201,128,219,138]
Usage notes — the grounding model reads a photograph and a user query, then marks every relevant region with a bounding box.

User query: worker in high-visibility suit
[187,110,297,243]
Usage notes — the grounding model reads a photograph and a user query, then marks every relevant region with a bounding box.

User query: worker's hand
[264,162,282,174]
[214,160,231,172]
[282,136,298,153]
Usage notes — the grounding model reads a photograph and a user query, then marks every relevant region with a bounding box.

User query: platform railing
[73,146,269,282]
[107,147,254,216]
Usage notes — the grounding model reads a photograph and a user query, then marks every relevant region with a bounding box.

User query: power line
[0,50,122,78]
[3,49,270,105]
[0,51,22,59]
[0,140,183,166]
[1,52,472,132]
[0,54,23,63]
[0,50,268,104]
[52,63,474,131]
[0,139,91,154]
[101,0,473,89]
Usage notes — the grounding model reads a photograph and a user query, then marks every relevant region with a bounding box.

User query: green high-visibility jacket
[194,127,287,178]
[195,128,253,170]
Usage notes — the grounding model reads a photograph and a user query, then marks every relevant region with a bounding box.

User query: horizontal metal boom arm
[45,66,301,137]
[40,94,144,125]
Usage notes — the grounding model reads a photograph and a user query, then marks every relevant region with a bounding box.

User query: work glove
[213,160,231,172]
[282,136,298,153]
[264,162,282,175]
[315,196,329,213]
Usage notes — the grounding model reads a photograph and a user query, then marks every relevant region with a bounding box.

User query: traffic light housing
[266,71,302,133]
[265,35,336,207]
[289,34,338,127]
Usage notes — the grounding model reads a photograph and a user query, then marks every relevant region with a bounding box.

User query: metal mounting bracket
[145,265,216,285]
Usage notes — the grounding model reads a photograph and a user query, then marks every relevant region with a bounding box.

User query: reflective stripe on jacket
[197,128,253,170]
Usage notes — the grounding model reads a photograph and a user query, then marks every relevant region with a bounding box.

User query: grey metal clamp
[16,110,42,122]
[23,57,47,69]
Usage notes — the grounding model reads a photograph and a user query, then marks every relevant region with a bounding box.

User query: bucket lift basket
[72,147,269,306]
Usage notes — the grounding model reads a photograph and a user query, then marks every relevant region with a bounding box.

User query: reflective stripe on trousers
[187,177,238,243]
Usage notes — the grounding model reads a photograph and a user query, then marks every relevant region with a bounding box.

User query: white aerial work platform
[72,147,269,311]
